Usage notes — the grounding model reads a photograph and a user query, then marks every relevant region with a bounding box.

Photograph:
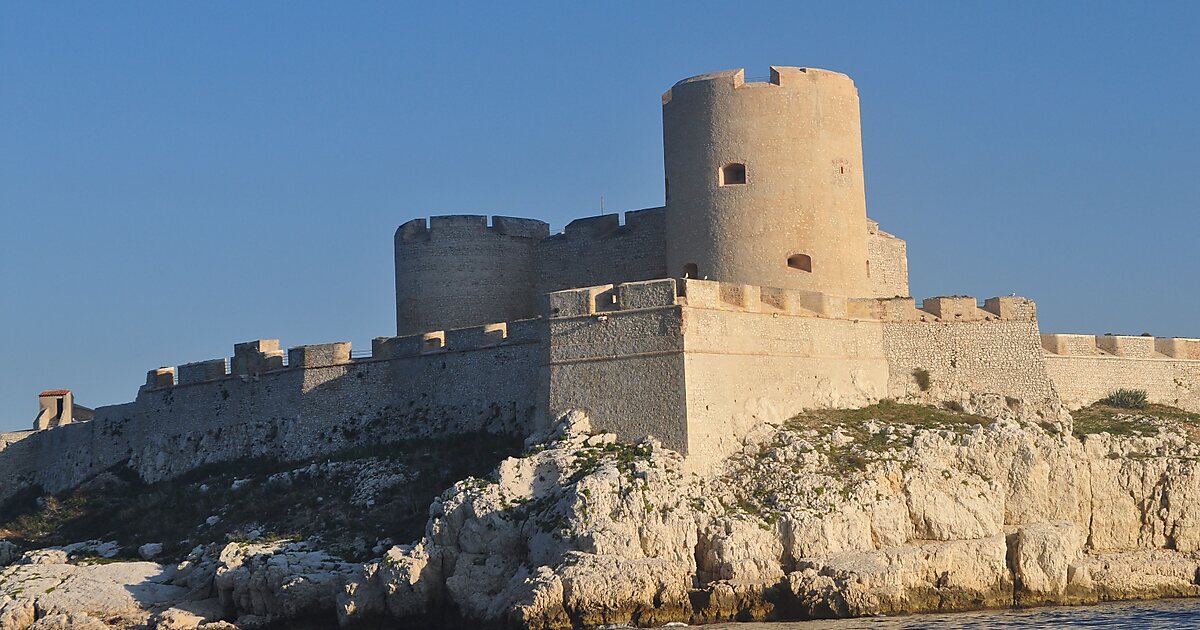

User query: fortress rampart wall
[1040,334,1200,411]
[535,207,668,295]
[395,215,549,336]
[679,287,890,466]
[0,330,542,502]
[544,279,1058,467]
[544,279,687,452]
[867,220,909,298]
[881,299,1056,406]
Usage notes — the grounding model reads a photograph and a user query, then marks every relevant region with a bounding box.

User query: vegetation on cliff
[0,432,522,563]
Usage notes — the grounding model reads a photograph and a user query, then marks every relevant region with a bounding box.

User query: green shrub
[912,368,931,392]
[1099,389,1148,410]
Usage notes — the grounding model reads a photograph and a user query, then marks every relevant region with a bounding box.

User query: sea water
[683,598,1200,629]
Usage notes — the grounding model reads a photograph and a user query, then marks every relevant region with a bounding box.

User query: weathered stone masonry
[0,327,541,501]
[1042,334,1200,411]
[543,278,1073,467]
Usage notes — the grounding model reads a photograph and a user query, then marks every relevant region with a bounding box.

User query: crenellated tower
[394,215,549,336]
[662,66,872,297]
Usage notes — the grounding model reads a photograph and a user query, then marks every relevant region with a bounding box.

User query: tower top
[662,66,854,105]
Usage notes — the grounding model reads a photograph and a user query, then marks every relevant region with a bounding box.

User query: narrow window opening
[682,263,699,279]
[55,398,64,419]
[866,260,871,278]
[787,254,812,273]
[719,163,746,186]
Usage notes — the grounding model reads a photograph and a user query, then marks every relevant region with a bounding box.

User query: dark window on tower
[55,398,64,419]
[719,163,747,186]
[683,263,699,278]
[787,254,812,273]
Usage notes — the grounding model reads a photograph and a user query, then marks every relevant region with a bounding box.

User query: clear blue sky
[2,2,1197,431]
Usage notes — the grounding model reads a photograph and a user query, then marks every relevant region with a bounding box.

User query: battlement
[547,279,677,318]
[549,207,662,241]
[177,359,227,384]
[1156,337,1200,359]
[233,339,284,374]
[662,66,853,104]
[371,319,542,359]
[288,342,351,368]
[1042,334,1200,359]
[545,279,1037,325]
[142,338,369,391]
[395,215,550,243]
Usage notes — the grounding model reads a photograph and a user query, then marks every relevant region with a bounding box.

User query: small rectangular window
[719,163,746,186]
[788,254,812,272]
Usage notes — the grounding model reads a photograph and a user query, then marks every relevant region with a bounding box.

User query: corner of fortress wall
[1039,334,1200,411]
[0,330,546,503]
[543,279,1060,470]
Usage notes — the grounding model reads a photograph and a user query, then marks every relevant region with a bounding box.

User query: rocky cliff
[4,398,1200,629]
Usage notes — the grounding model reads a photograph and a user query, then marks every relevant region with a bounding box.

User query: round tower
[662,66,871,297]
[394,215,549,336]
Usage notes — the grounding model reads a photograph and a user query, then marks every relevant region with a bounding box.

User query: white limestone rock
[139,542,164,560]
[0,557,186,630]
[1012,521,1083,600]
[151,598,225,630]
[0,540,19,567]
[213,540,358,626]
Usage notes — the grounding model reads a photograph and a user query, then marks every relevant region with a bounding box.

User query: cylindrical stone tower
[394,215,549,336]
[663,66,871,297]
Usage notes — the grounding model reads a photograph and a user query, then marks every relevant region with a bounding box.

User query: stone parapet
[177,359,227,384]
[232,339,285,375]
[1156,338,1200,360]
[1042,334,1200,360]
[548,280,1038,327]
[920,296,985,321]
[1095,335,1156,358]
[396,215,550,243]
[984,296,1037,321]
[1041,334,1101,356]
[145,367,175,389]
[848,297,921,321]
[287,342,352,368]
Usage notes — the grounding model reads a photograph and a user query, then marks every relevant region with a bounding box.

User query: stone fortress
[2,66,1198,500]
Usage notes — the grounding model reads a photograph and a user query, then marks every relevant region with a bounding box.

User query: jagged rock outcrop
[336,400,1200,628]
[6,400,1200,628]
[213,541,358,626]
[0,540,355,630]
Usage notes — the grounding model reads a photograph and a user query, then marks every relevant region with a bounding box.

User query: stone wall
[0,330,541,503]
[535,207,668,295]
[677,280,889,466]
[867,219,909,298]
[544,280,1053,469]
[1041,334,1200,411]
[543,280,688,451]
[879,296,1057,405]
